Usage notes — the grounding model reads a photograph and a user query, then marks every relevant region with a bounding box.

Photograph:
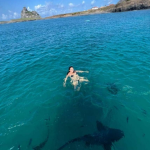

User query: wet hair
[67,66,73,75]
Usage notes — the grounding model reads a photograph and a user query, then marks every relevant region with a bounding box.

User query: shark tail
[57,137,82,150]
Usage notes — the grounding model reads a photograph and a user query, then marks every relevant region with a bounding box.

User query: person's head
[67,66,74,75]
[69,66,74,73]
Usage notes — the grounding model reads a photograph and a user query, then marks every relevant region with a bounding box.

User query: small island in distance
[0,7,41,24]
[0,0,150,24]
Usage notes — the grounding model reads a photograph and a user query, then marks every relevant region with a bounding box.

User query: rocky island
[0,7,41,24]
[21,7,41,19]
[111,0,150,12]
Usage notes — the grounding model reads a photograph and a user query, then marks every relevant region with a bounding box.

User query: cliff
[21,7,41,19]
[111,0,150,12]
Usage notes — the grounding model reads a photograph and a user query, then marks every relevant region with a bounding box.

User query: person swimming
[63,66,89,91]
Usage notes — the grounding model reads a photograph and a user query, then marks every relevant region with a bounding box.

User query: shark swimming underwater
[33,129,49,150]
[33,119,50,150]
[57,121,124,150]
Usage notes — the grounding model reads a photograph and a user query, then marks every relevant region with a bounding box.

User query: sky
[0,0,119,21]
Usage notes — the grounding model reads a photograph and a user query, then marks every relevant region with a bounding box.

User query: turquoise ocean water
[0,9,150,150]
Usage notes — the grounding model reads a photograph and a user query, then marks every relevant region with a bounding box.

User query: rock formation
[111,0,150,12]
[21,7,41,19]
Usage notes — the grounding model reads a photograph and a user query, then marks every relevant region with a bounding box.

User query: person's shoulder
[67,72,71,76]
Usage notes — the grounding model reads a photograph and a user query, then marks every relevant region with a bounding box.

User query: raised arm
[76,70,89,73]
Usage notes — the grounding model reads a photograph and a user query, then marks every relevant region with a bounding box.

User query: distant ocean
[0,9,150,150]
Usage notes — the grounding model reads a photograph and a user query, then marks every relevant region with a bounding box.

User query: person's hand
[63,82,66,87]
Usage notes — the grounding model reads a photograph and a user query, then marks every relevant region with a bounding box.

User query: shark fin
[96,121,106,131]
[103,143,112,150]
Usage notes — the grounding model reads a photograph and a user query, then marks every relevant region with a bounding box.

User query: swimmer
[63,66,89,91]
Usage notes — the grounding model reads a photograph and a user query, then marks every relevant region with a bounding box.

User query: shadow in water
[51,83,107,150]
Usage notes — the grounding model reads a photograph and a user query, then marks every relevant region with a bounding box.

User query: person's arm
[76,70,89,73]
[63,75,68,87]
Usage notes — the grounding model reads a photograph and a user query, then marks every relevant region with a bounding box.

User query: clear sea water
[0,9,150,150]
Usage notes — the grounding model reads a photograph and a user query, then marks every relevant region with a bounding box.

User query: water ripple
[0,9,150,150]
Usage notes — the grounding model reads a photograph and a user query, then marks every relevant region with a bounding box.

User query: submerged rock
[21,7,41,19]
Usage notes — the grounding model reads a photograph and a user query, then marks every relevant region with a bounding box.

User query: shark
[33,118,50,150]
[33,129,49,150]
[57,121,124,150]
[28,138,32,148]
